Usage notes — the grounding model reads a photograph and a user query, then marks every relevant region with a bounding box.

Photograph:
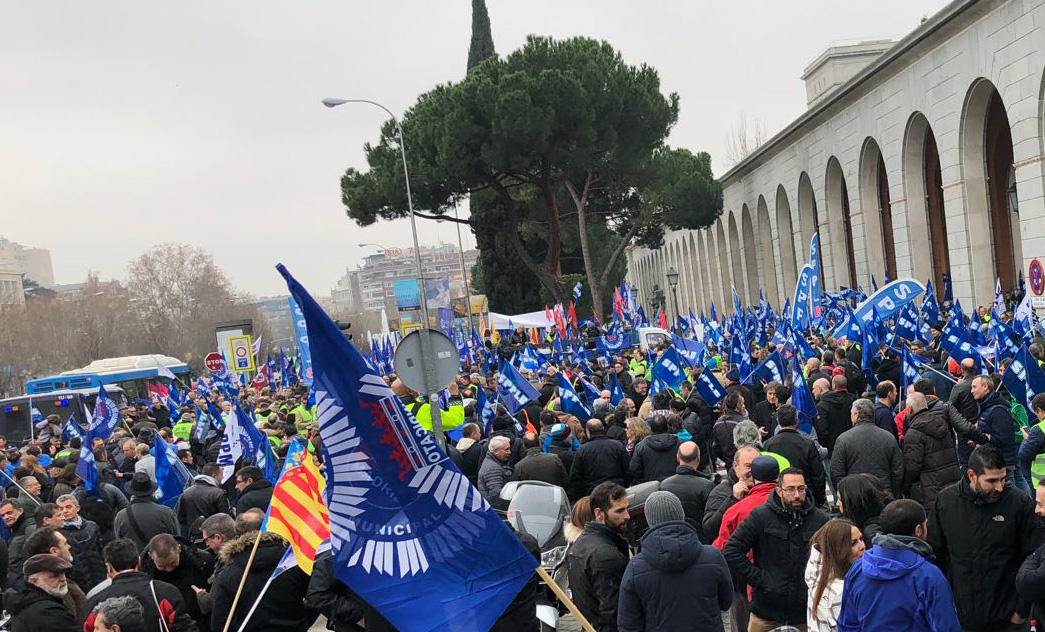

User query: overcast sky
[1,0,948,298]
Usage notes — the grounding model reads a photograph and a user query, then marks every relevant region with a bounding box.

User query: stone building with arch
[627,0,1045,321]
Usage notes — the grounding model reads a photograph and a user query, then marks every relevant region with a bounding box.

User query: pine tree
[467,0,496,70]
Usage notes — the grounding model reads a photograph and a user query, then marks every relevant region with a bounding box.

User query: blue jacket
[838,534,960,632]
[618,521,732,632]
[977,392,1017,465]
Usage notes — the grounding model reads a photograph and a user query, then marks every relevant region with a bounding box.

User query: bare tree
[724,113,769,168]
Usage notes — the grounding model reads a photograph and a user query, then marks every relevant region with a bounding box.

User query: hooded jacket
[838,534,960,632]
[628,432,680,484]
[3,578,78,632]
[211,532,317,632]
[567,522,630,632]
[902,408,961,506]
[617,521,732,632]
[928,477,1041,629]
[722,491,828,625]
[455,436,484,486]
[177,475,232,534]
[816,390,857,454]
[658,466,716,542]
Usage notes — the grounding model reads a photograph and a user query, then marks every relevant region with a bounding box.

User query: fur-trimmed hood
[219,530,288,564]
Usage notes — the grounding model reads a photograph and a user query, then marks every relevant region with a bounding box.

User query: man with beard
[929,444,1041,631]
[2,554,77,632]
[567,481,630,632]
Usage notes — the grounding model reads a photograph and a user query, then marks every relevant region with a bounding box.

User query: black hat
[50,457,68,470]
[23,554,73,576]
[129,471,158,497]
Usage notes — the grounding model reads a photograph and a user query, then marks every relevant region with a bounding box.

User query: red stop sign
[205,352,224,373]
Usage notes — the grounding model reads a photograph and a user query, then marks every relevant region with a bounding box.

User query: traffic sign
[1029,259,1044,296]
[228,335,255,372]
[204,352,224,373]
[393,329,458,394]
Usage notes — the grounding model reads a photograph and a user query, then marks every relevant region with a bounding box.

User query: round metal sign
[1030,259,1044,296]
[393,329,459,393]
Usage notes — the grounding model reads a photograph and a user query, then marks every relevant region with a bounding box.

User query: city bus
[0,386,128,444]
[25,354,190,400]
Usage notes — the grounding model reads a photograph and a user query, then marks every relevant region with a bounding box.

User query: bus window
[0,404,32,444]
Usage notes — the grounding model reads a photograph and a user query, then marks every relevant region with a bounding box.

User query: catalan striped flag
[264,455,329,575]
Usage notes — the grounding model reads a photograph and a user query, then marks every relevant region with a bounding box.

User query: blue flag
[694,369,726,405]
[942,272,953,303]
[899,344,921,394]
[76,386,122,494]
[833,279,925,339]
[557,374,593,420]
[577,376,602,404]
[62,414,85,444]
[791,264,814,332]
[572,281,583,303]
[608,372,626,406]
[921,282,941,324]
[809,233,823,319]
[475,385,497,434]
[596,333,629,354]
[497,361,541,416]
[277,263,536,632]
[672,335,706,368]
[790,361,816,434]
[652,347,687,393]
[746,350,785,386]
[1002,345,1045,411]
[153,438,192,507]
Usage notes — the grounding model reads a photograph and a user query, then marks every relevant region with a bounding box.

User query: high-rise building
[0,236,56,292]
[253,296,297,355]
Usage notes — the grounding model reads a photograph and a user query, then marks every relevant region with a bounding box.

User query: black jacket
[702,468,740,541]
[306,550,397,632]
[512,448,568,489]
[712,411,744,465]
[6,513,36,586]
[617,521,732,632]
[75,483,128,546]
[901,408,961,506]
[977,391,1018,466]
[141,536,215,626]
[82,570,200,632]
[568,435,630,500]
[566,522,630,632]
[1018,541,1045,622]
[234,478,274,515]
[725,383,754,416]
[750,400,777,436]
[658,466,716,542]
[815,390,856,454]
[628,433,680,484]
[114,497,180,551]
[764,428,827,506]
[3,578,78,632]
[456,439,484,486]
[212,532,317,632]
[829,421,904,498]
[60,518,107,591]
[928,477,1042,629]
[723,492,828,625]
[925,396,988,444]
[177,476,232,535]
[948,378,978,426]
[874,401,900,443]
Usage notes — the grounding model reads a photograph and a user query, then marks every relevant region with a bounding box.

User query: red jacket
[713,481,776,550]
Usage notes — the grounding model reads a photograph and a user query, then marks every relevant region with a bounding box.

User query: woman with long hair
[836,473,891,546]
[565,496,594,543]
[625,418,650,454]
[805,518,866,631]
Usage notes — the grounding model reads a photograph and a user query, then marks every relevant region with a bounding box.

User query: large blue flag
[474,385,497,434]
[1002,345,1045,412]
[833,279,925,339]
[608,372,626,406]
[745,350,785,386]
[76,386,122,494]
[577,376,602,404]
[289,296,315,386]
[672,335,706,368]
[153,438,192,507]
[497,361,541,415]
[62,414,85,444]
[899,344,921,394]
[790,361,817,434]
[694,369,726,405]
[596,332,629,354]
[557,374,593,420]
[651,347,687,393]
[277,263,535,632]
[809,233,823,319]
[791,264,814,332]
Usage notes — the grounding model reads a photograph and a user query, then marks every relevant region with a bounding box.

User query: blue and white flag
[289,297,315,386]
[62,414,85,444]
[1015,291,1035,340]
[899,344,921,394]
[578,376,602,404]
[809,233,823,319]
[193,404,219,444]
[651,347,687,393]
[991,316,1022,365]
[496,361,541,416]
[693,369,726,405]
[921,281,941,324]
[76,386,122,494]
[790,361,816,435]
[732,285,743,317]
[153,438,192,507]
[277,263,536,632]
[608,372,626,406]
[557,374,592,420]
[596,332,628,354]
[791,264,814,332]
[1002,345,1045,412]
[672,335,706,368]
[893,302,919,341]
[572,282,583,303]
[745,350,785,386]
[217,403,265,483]
[475,385,498,434]
[994,278,1006,316]
[833,279,925,338]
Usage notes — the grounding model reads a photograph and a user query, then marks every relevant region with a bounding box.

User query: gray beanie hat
[644,490,684,527]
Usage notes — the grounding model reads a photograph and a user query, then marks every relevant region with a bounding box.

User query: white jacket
[804,546,844,632]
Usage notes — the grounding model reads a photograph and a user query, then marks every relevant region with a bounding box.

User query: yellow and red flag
[265,455,329,575]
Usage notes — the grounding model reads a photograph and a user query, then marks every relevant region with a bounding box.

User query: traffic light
[335,320,353,341]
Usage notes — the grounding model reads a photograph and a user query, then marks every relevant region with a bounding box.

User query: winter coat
[306,550,397,632]
[712,481,777,549]
[702,468,740,541]
[177,475,232,534]
[75,483,128,545]
[976,391,1018,466]
[838,534,960,632]
[3,578,78,632]
[874,402,900,443]
[712,410,745,465]
[723,491,829,625]
[568,435,630,500]
[455,437,484,486]
[478,452,513,506]
[567,522,630,632]
[815,390,856,454]
[490,429,526,467]
[658,466,716,542]
[212,531,316,632]
[82,570,199,632]
[628,433,680,484]
[617,521,732,632]
[113,497,180,551]
[1017,541,1045,623]
[60,517,107,591]
[830,421,903,498]
[6,513,36,585]
[725,383,755,416]
[804,546,844,632]
[547,437,578,475]
[765,428,828,506]
[925,396,988,444]
[512,448,567,489]
[233,478,273,515]
[928,476,1042,629]
[750,400,777,436]
[901,408,961,507]
[948,378,978,427]
[141,536,215,626]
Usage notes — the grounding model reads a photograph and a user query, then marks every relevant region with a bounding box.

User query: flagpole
[0,468,42,506]
[221,531,263,632]
[535,566,597,632]
[233,571,276,632]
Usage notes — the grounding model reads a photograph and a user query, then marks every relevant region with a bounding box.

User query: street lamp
[358,242,389,250]
[324,96,446,450]
[648,284,664,316]
[666,266,680,320]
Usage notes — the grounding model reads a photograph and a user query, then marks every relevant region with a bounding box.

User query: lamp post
[435,202,475,330]
[324,97,446,450]
[666,266,680,321]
